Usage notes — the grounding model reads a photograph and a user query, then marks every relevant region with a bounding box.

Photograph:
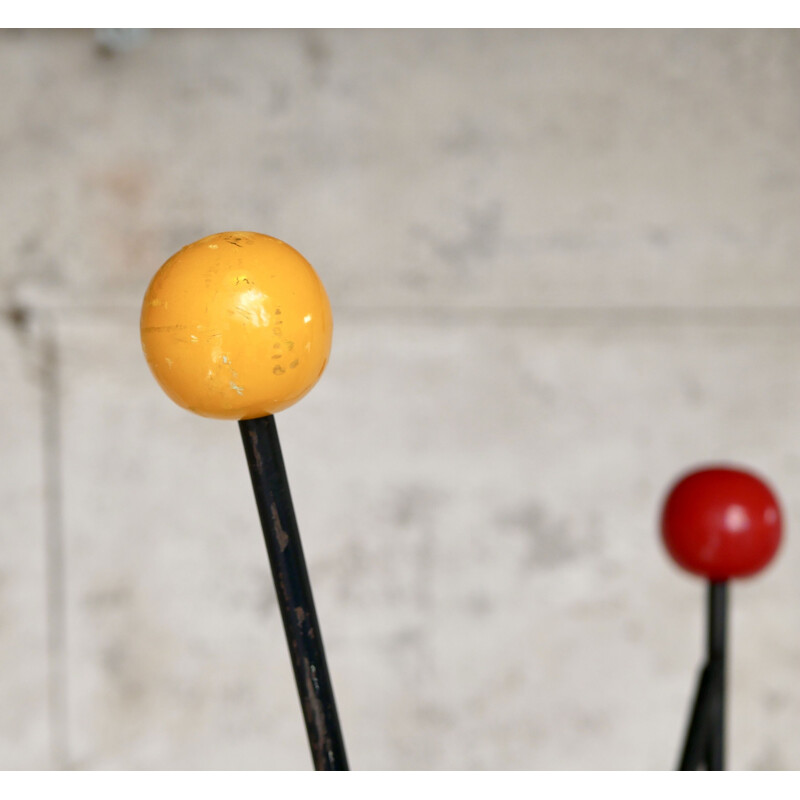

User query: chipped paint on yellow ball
[140,231,333,420]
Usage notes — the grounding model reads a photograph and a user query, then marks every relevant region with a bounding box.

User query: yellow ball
[140,232,333,420]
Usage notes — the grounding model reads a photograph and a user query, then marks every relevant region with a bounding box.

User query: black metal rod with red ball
[660,465,782,771]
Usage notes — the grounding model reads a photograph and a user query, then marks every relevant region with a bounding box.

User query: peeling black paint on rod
[239,414,348,771]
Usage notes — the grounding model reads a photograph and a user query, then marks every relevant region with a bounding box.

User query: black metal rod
[706,581,728,770]
[239,414,348,771]
[678,663,717,770]
[677,580,728,770]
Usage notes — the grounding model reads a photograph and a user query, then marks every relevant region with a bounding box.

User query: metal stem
[239,414,348,771]
[677,580,728,770]
[706,581,727,770]
[678,663,716,770]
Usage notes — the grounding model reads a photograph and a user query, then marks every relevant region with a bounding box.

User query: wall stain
[496,502,577,567]
[412,202,504,274]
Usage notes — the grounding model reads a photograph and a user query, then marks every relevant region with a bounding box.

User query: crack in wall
[40,320,69,768]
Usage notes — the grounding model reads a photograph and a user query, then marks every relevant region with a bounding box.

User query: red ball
[660,466,782,580]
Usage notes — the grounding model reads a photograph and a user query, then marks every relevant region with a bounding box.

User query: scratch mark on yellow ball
[141,324,187,333]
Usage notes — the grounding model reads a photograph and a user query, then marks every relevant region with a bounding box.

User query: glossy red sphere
[660,466,782,580]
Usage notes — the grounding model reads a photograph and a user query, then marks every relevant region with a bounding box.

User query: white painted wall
[1,29,798,769]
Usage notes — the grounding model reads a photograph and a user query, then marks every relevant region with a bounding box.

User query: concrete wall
[1,28,799,770]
